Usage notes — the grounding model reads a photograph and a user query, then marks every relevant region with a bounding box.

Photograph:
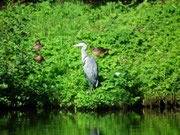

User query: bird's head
[72,41,86,47]
[35,40,41,45]
[90,46,95,50]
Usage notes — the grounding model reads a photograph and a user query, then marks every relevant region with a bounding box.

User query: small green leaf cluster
[0,0,179,109]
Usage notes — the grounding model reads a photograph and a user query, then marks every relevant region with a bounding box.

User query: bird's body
[90,46,110,57]
[34,55,44,63]
[83,55,98,88]
[73,41,99,89]
[136,27,144,31]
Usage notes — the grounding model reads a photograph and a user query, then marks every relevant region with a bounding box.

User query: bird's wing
[83,56,98,85]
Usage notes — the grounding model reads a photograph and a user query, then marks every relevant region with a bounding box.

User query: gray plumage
[83,55,99,88]
[72,41,99,89]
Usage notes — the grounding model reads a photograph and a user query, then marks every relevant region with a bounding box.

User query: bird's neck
[81,45,88,62]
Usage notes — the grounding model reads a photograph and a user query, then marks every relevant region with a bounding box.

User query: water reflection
[0,109,179,135]
[89,128,102,135]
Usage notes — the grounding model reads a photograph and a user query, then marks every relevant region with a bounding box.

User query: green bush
[0,0,179,109]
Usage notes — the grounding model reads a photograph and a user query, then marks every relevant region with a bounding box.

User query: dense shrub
[0,0,179,109]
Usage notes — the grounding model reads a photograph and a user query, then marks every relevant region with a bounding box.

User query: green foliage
[0,0,179,109]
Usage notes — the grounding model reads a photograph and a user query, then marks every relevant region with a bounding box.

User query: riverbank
[0,0,180,110]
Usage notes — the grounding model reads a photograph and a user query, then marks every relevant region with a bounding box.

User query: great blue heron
[72,41,99,90]
[90,46,110,57]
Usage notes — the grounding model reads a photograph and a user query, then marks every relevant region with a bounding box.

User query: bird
[136,27,144,31]
[34,55,44,63]
[90,46,110,57]
[72,41,99,90]
[33,40,44,51]
[33,40,44,63]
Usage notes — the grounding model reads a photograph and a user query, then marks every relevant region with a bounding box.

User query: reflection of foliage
[0,110,179,135]
[0,0,180,109]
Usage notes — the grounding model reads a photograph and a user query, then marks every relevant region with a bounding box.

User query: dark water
[0,109,179,135]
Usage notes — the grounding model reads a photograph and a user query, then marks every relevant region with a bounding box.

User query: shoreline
[0,98,179,112]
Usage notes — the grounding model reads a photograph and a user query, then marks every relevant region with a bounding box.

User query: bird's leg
[86,91,90,95]
[91,87,95,91]
[86,87,94,95]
